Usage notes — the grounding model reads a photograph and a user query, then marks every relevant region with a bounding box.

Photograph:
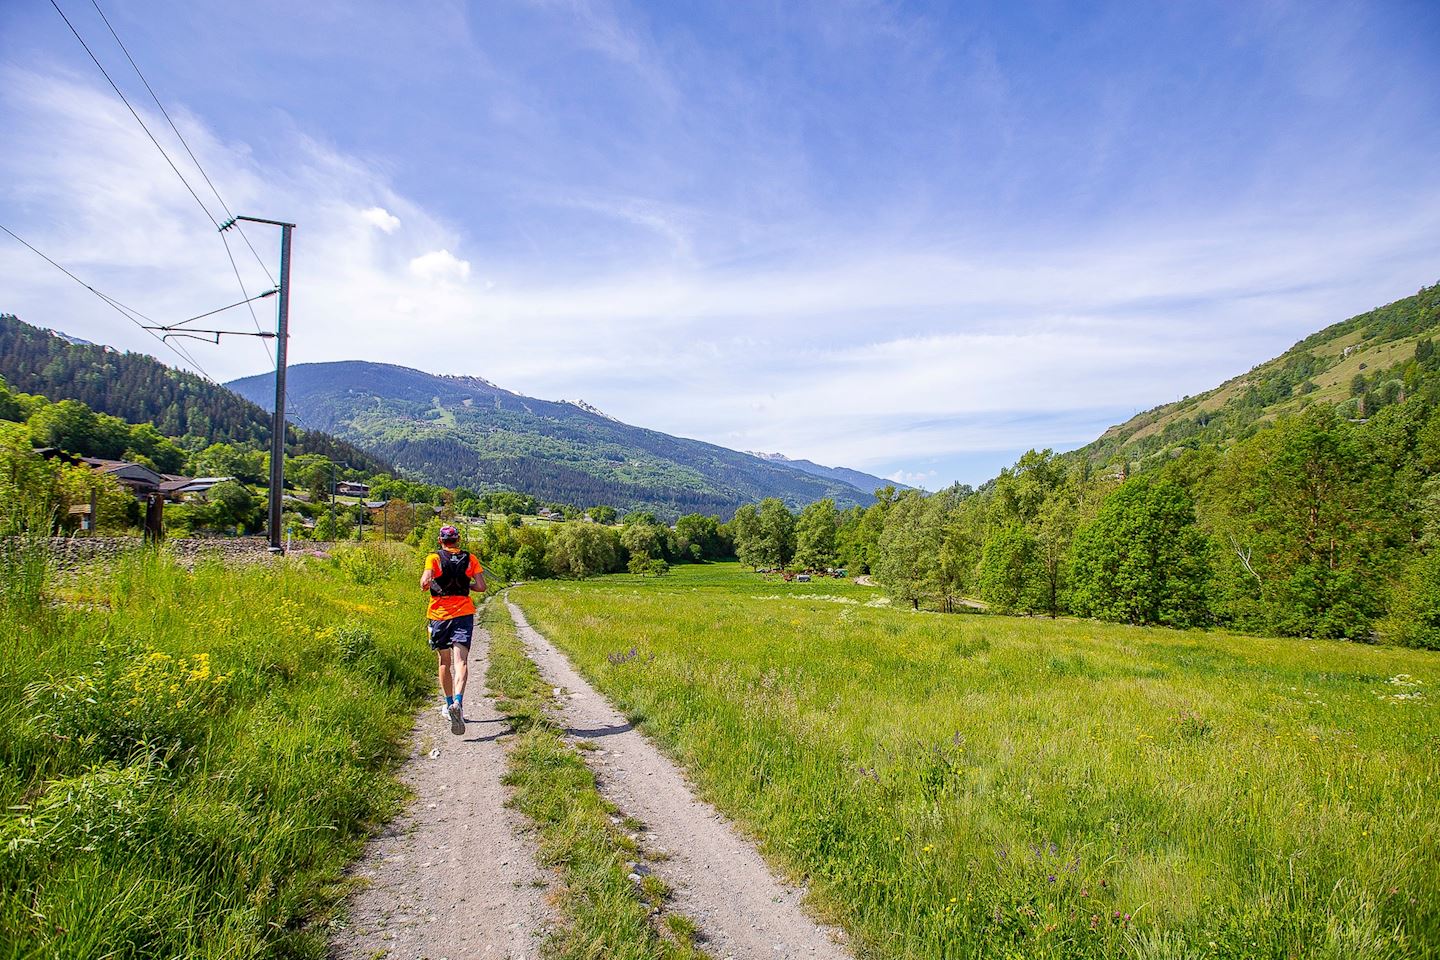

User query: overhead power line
[0,221,218,382]
[52,0,276,366]
[85,0,277,368]
[49,0,218,228]
[86,0,275,287]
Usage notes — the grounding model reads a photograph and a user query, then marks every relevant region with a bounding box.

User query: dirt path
[331,623,553,960]
[507,600,853,960]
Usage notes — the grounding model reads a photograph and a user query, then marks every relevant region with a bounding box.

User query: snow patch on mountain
[564,398,619,421]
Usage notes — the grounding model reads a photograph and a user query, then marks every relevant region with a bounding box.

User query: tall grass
[0,505,54,614]
[513,563,1440,960]
[0,544,431,959]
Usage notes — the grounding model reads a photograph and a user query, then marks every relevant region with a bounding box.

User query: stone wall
[41,537,351,571]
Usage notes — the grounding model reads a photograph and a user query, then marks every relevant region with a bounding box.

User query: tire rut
[507,599,852,960]
[331,624,553,960]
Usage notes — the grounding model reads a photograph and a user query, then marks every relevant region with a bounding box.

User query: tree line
[811,338,1439,648]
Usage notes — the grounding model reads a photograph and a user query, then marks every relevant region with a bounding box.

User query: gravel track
[331,624,553,960]
[507,599,853,960]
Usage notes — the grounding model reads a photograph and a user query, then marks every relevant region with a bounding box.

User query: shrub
[1378,550,1440,649]
[26,642,229,760]
[333,542,411,585]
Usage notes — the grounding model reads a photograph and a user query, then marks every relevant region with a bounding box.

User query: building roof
[158,476,233,495]
[80,457,164,487]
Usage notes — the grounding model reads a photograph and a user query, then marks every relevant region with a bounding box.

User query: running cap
[438,524,460,542]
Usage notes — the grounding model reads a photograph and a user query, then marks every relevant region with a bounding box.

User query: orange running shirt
[424,550,481,620]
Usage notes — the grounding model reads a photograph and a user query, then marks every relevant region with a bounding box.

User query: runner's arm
[470,558,486,593]
[420,556,437,591]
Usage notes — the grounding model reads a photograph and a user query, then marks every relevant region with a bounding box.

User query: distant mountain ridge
[746,450,903,494]
[226,360,875,518]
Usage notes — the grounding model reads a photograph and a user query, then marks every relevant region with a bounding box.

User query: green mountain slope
[226,361,870,517]
[1080,282,1440,468]
[0,313,392,474]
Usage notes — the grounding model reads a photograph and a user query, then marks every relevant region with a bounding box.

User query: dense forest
[0,314,390,474]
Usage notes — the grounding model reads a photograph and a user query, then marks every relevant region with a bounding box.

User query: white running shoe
[448,701,465,736]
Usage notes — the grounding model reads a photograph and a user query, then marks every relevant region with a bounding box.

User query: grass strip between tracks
[483,599,708,960]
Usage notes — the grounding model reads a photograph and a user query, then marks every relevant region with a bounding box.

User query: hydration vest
[430,550,472,597]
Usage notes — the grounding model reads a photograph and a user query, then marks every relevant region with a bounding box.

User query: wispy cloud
[2,0,1438,488]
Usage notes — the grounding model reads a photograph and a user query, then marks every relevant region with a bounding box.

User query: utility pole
[220,215,295,554]
[328,459,350,539]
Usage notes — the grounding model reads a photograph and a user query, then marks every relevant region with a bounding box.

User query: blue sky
[2,0,1438,488]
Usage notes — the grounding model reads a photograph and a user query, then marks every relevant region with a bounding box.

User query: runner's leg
[453,640,470,702]
[436,647,455,700]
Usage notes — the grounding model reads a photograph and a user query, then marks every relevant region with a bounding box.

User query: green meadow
[511,562,1440,960]
[0,542,429,959]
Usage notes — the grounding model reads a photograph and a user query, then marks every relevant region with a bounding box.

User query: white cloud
[360,206,401,233]
[408,249,472,282]
[887,468,938,489]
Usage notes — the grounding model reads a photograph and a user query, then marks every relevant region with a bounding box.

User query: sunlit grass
[513,562,1440,960]
[0,544,429,960]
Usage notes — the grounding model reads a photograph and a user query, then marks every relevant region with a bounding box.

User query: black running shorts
[428,613,474,650]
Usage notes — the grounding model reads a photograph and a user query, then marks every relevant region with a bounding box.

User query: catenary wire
[75,0,277,367]
[88,0,275,286]
[50,0,219,228]
[0,222,218,382]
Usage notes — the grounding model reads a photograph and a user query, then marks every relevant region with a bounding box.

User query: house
[80,458,166,496]
[335,480,370,497]
[67,457,233,539]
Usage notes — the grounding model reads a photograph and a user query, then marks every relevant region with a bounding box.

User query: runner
[420,524,485,735]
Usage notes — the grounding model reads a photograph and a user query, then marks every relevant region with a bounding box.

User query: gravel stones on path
[507,600,852,960]
[330,626,553,960]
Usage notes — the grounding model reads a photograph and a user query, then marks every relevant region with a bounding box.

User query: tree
[0,376,23,423]
[977,524,1041,614]
[793,499,838,570]
[935,523,980,612]
[588,505,618,525]
[190,442,264,484]
[547,523,622,578]
[206,480,261,533]
[125,423,185,473]
[674,513,722,560]
[1378,550,1440,649]
[755,498,796,569]
[621,521,670,564]
[313,510,354,542]
[1201,406,1393,638]
[839,488,899,573]
[726,503,763,569]
[873,491,938,609]
[1069,477,1211,628]
[28,399,100,455]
